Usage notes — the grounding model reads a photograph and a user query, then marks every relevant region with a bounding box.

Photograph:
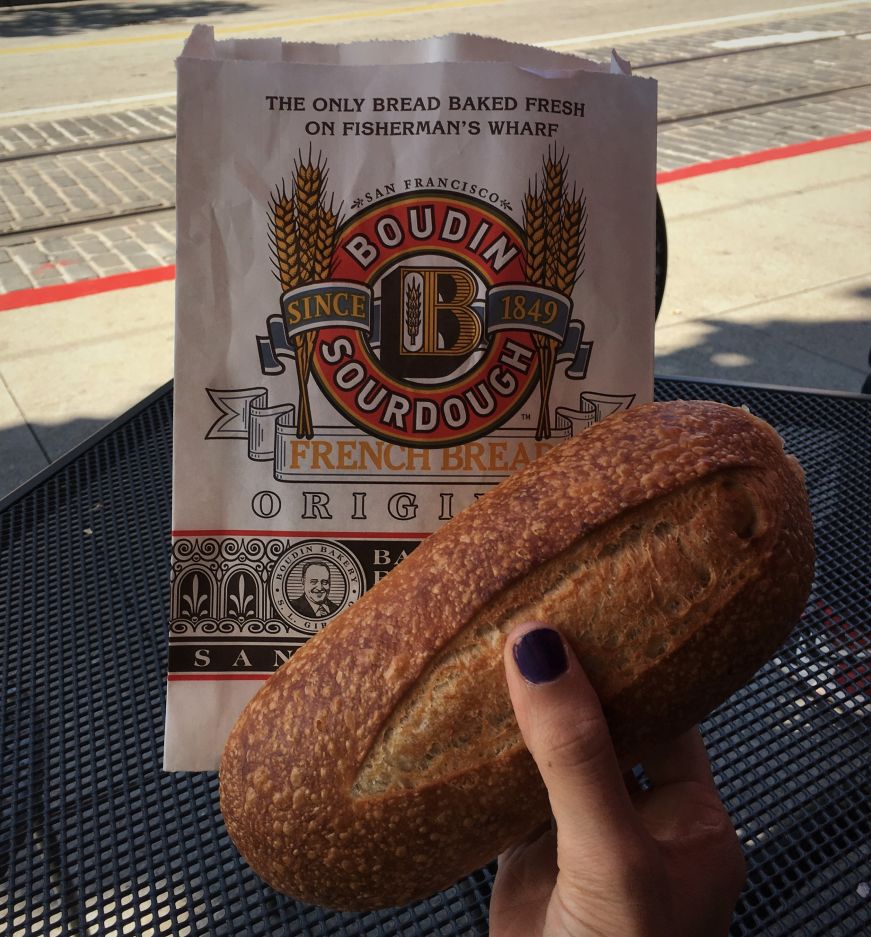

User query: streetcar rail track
[1,28,867,162]
[1,74,866,171]
[657,80,871,125]
[0,205,176,245]
[612,28,864,70]
[4,76,868,241]
[1,28,868,242]
[0,132,176,164]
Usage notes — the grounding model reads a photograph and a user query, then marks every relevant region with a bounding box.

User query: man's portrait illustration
[289,560,341,619]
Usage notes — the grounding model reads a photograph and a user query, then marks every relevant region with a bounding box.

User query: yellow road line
[0,0,504,56]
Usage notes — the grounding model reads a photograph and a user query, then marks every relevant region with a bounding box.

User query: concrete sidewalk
[656,138,871,390]
[1,139,869,501]
[0,278,174,495]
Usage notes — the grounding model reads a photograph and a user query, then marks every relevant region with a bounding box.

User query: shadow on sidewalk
[0,1,260,38]
[1,416,107,502]
[2,295,869,500]
[655,287,871,396]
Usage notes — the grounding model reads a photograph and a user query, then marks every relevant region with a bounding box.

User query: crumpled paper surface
[165,26,656,771]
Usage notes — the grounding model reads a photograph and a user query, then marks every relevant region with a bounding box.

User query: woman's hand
[489,624,746,937]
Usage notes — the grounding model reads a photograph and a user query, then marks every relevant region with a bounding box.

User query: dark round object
[655,191,668,320]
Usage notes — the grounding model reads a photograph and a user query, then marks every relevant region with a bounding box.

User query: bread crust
[219,400,815,910]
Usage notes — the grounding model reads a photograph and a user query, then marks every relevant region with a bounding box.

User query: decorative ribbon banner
[257,282,372,374]
[206,387,296,462]
[486,284,591,379]
[558,321,593,379]
[205,389,635,480]
[486,284,572,341]
[555,391,636,435]
[257,278,592,379]
[282,281,372,337]
[257,319,295,375]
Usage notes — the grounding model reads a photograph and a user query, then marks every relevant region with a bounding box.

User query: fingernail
[513,628,568,684]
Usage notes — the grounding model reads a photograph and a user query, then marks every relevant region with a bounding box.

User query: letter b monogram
[401,268,481,356]
[378,264,483,382]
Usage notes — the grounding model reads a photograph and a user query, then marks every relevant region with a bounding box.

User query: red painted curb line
[655,129,871,184]
[1,129,869,312]
[0,263,175,312]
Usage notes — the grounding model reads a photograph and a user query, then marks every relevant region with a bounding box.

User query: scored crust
[219,400,815,910]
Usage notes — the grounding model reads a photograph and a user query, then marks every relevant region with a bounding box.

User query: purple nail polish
[513,628,567,684]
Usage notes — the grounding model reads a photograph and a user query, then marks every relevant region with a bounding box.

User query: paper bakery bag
[165,26,656,770]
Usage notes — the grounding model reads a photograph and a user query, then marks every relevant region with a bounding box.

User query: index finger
[641,728,717,789]
[503,623,643,861]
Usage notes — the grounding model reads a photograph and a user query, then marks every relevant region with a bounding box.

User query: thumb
[504,623,642,862]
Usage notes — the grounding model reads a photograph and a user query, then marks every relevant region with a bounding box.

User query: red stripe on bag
[167,674,271,681]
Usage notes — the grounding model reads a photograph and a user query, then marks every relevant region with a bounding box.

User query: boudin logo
[208,150,593,459]
[305,193,550,446]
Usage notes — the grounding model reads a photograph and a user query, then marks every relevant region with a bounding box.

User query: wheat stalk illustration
[522,147,586,441]
[294,156,323,281]
[557,184,587,294]
[522,183,546,285]
[543,151,564,292]
[268,151,340,440]
[313,195,340,282]
[269,182,300,288]
[405,279,422,347]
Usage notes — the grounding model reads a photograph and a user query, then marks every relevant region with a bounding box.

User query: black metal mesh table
[1,377,868,936]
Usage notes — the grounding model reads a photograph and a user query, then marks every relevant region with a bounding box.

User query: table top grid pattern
[1,379,868,936]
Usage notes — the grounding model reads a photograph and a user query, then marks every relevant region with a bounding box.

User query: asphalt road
[2,0,866,121]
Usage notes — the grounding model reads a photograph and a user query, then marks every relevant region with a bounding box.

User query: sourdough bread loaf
[219,400,815,910]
